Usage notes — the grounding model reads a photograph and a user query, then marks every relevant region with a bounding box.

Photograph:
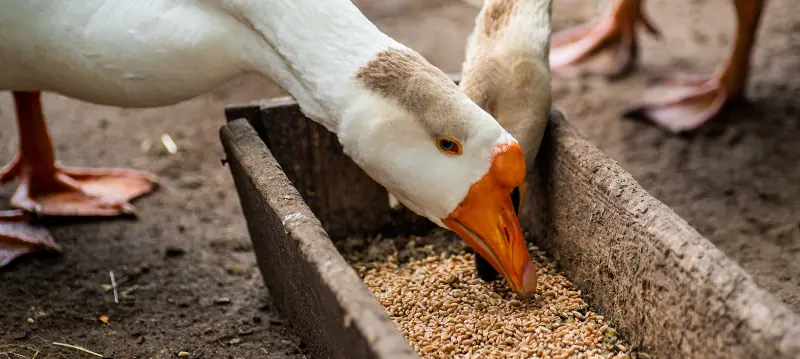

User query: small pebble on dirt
[227,264,246,276]
[214,297,232,305]
[165,246,186,257]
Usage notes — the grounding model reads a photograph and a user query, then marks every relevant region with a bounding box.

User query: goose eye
[436,137,462,155]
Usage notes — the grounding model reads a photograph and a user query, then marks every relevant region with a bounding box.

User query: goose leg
[622,0,766,133]
[550,0,659,77]
[1,91,156,217]
[0,210,60,267]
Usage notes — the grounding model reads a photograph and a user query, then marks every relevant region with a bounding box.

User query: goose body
[2,1,249,108]
[0,0,538,295]
[1,0,393,128]
[459,0,552,283]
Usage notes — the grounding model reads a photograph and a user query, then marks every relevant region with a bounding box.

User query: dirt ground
[1,0,798,358]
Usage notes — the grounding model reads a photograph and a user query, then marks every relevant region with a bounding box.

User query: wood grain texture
[226,98,436,240]
[220,118,420,359]
[222,94,800,359]
[522,109,800,359]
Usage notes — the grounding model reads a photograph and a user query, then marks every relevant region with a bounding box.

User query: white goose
[459,0,552,284]
[0,0,537,295]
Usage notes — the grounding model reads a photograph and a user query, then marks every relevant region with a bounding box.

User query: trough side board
[523,109,800,359]
[220,118,420,359]
[226,98,436,240]
[222,94,800,359]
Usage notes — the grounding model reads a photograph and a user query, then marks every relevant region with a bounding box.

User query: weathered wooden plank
[220,119,420,359]
[222,96,800,359]
[523,109,800,359]
[226,98,436,240]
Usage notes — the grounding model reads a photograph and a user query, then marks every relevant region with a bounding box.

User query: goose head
[338,47,537,296]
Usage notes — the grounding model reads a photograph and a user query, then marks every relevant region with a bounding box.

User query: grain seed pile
[340,231,633,359]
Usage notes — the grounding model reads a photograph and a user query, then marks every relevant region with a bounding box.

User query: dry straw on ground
[343,232,632,359]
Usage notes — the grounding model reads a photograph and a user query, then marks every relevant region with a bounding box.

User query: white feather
[0,0,518,225]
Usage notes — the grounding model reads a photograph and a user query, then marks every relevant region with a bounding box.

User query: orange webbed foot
[2,158,156,217]
[0,210,60,268]
[550,0,660,77]
[4,91,158,218]
[621,76,737,133]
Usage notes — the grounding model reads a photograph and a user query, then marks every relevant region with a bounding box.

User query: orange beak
[442,143,538,297]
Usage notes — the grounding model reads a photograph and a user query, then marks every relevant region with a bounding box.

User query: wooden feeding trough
[219,81,800,359]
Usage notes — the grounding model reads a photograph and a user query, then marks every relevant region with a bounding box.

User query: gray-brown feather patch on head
[355,47,472,139]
